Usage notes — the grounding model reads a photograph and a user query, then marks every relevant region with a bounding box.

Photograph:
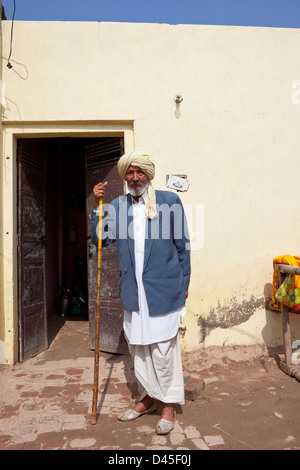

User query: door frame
[1,121,134,365]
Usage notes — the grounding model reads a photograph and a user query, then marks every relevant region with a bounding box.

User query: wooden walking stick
[91,197,103,424]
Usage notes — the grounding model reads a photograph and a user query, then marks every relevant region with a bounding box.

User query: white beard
[128,180,149,197]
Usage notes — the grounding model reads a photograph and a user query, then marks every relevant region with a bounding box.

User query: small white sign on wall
[166,175,189,192]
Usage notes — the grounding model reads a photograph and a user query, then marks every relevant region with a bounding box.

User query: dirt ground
[181,344,300,451]
[1,315,300,453]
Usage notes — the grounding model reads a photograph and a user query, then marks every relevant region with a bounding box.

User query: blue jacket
[91,190,191,316]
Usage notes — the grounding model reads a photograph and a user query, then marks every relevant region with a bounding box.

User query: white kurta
[123,193,186,346]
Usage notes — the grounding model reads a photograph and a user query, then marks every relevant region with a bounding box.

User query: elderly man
[91,150,191,435]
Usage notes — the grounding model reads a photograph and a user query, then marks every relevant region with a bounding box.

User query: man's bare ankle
[161,405,175,421]
[133,395,154,413]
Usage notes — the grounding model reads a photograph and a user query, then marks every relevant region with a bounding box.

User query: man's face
[125,165,149,197]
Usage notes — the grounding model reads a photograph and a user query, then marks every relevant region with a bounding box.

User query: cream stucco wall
[0,5,4,363]
[1,20,300,363]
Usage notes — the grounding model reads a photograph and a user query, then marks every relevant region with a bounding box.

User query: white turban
[117,151,158,219]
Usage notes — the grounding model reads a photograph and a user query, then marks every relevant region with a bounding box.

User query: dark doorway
[17,136,127,362]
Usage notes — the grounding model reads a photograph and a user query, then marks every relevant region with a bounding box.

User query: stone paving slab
[1,320,300,454]
[0,352,213,452]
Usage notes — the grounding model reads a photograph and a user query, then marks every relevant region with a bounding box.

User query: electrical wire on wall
[7,0,16,69]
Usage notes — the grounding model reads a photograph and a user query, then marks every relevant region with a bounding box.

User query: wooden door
[17,140,47,362]
[85,138,128,354]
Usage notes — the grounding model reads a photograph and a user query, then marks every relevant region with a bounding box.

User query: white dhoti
[126,332,185,405]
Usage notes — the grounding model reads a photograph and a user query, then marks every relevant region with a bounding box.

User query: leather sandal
[117,403,157,421]
[156,412,176,435]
